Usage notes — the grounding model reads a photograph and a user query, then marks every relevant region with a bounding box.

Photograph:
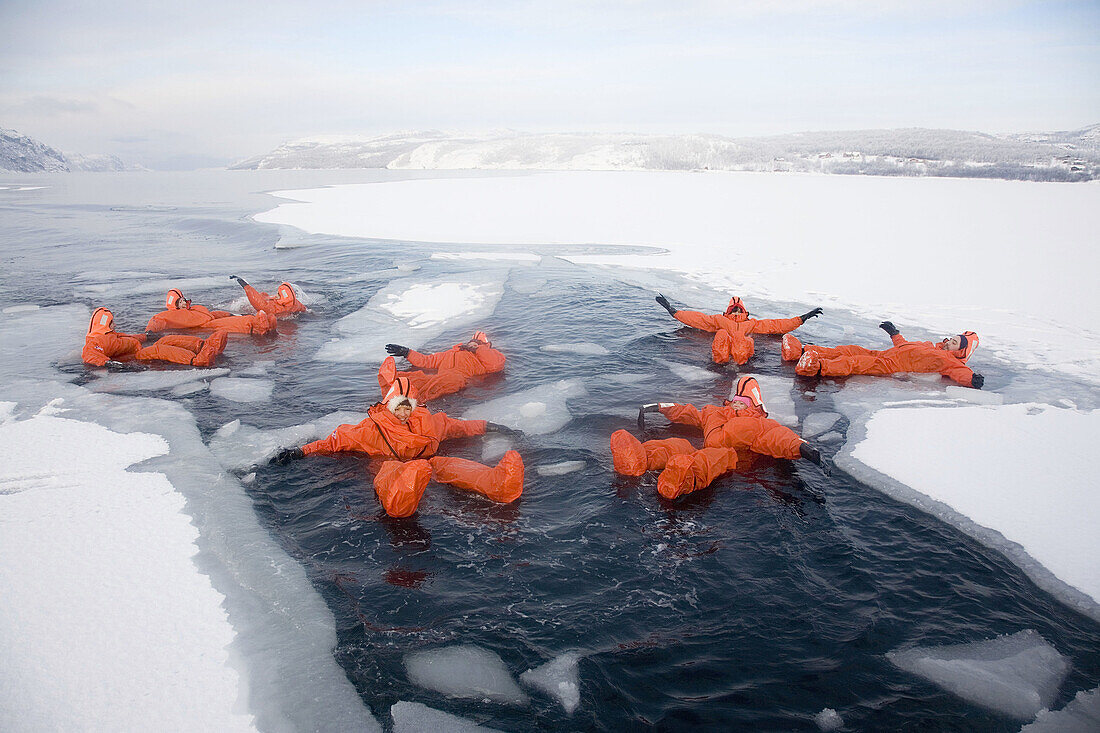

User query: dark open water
[2,171,1097,732]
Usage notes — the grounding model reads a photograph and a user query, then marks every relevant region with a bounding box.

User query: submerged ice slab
[842,401,1100,615]
[802,412,842,438]
[210,377,274,403]
[750,374,796,427]
[208,411,368,471]
[536,460,586,477]
[315,272,506,363]
[390,701,504,733]
[463,379,587,435]
[91,368,230,394]
[0,304,89,381]
[666,361,716,383]
[520,652,582,714]
[814,708,844,731]
[404,645,529,705]
[1020,686,1100,732]
[886,630,1069,721]
[541,342,610,356]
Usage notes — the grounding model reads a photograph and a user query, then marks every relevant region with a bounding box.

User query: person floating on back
[146,288,276,335]
[270,377,524,518]
[82,307,229,368]
[229,275,306,317]
[655,292,822,366]
[378,330,506,402]
[783,321,984,389]
[610,376,824,500]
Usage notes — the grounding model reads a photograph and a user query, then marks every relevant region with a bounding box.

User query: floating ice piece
[751,375,797,426]
[390,701,504,733]
[404,645,529,705]
[541,342,610,356]
[1021,685,1100,732]
[536,461,585,477]
[481,436,512,463]
[520,652,582,714]
[171,381,209,396]
[802,412,841,438]
[210,377,274,403]
[817,431,843,444]
[463,380,586,435]
[91,368,230,394]
[886,629,1069,720]
[814,707,843,731]
[234,361,274,377]
[666,361,715,383]
[208,411,367,471]
[945,385,1004,405]
[2,304,40,314]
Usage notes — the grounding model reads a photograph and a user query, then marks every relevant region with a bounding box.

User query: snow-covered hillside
[0,128,133,172]
[231,127,1100,181]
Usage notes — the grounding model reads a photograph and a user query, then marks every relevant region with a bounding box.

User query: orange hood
[724,296,748,322]
[276,282,298,305]
[165,288,190,309]
[383,376,420,413]
[726,375,768,416]
[939,331,979,362]
[472,330,491,347]
[88,307,114,335]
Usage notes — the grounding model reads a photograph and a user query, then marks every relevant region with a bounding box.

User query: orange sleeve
[242,284,274,314]
[429,412,487,440]
[941,362,975,387]
[302,422,371,456]
[747,316,804,335]
[673,310,721,332]
[475,347,506,373]
[407,348,449,370]
[891,333,909,346]
[660,403,704,430]
[82,337,110,366]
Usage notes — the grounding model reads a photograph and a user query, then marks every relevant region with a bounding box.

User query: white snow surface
[886,629,1069,721]
[0,415,255,733]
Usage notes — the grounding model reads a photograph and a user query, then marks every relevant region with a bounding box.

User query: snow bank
[887,630,1068,721]
[0,415,255,732]
[841,400,1100,614]
[315,272,505,363]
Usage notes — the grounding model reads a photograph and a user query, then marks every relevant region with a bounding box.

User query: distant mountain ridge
[232,125,1100,182]
[0,127,134,172]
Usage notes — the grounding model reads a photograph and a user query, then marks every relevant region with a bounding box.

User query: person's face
[941,335,961,351]
[394,403,413,422]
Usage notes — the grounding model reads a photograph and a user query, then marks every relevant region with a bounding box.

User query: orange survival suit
[231,276,306,317]
[610,376,811,499]
[297,377,524,517]
[379,331,507,402]
[82,307,229,367]
[659,295,816,365]
[787,327,981,388]
[145,289,277,334]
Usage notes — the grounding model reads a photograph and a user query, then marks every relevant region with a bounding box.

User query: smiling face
[393,402,413,423]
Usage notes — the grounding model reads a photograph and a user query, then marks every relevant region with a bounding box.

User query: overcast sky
[1,0,1097,168]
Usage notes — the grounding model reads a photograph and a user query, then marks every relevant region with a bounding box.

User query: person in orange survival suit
[783,321,984,388]
[610,376,825,499]
[378,331,507,402]
[655,293,822,366]
[229,275,306,317]
[269,377,525,518]
[145,289,277,335]
[82,307,229,368]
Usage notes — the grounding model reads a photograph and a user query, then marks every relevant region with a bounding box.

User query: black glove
[971,373,984,390]
[799,443,822,466]
[271,447,305,465]
[879,321,899,337]
[485,422,522,437]
[229,275,248,287]
[799,307,822,322]
[655,293,677,316]
[385,344,410,358]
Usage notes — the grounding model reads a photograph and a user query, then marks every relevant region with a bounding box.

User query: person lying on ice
[269,377,525,518]
[82,307,229,368]
[610,376,824,500]
[229,275,306,317]
[145,288,277,334]
[783,321,984,389]
[378,331,506,402]
[655,293,822,366]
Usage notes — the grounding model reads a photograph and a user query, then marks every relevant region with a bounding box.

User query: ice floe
[404,645,529,705]
[519,651,582,714]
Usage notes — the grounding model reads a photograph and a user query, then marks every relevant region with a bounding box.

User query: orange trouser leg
[642,438,697,470]
[135,334,207,365]
[404,370,470,402]
[710,417,803,460]
[806,344,881,359]
[611,432,695,475]
[712,330,732,364]
[657,448,738,499]
[749,423,804,460]
[429,450,524,503]
[818,354,898,378]
[373,459,432,517]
